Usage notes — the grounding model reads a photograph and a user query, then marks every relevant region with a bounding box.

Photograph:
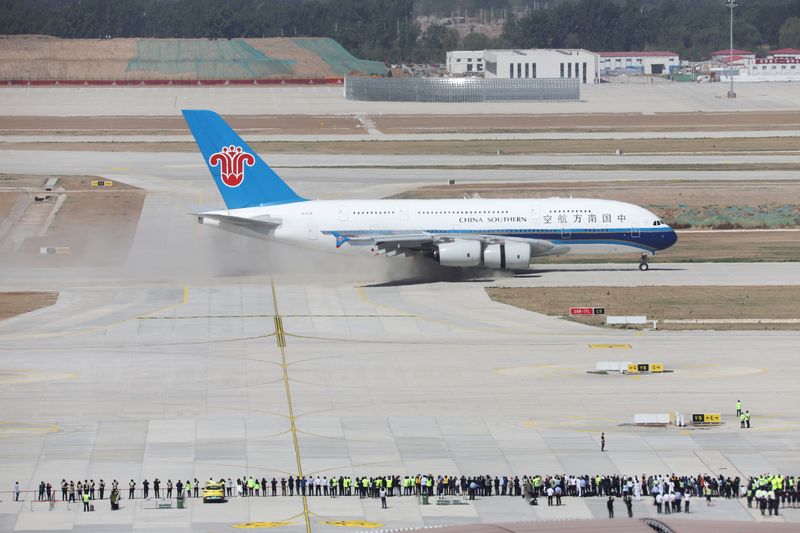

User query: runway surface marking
[233,521,299,529]
[321,520,384,528]
[589,343,632,349]
[271,278,311,533]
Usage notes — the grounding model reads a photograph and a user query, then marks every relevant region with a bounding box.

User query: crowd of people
[13,472,800,515]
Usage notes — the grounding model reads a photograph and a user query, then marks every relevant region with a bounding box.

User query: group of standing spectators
[13,471,800,516]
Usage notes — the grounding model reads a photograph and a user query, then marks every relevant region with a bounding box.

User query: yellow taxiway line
[271,278,311,533]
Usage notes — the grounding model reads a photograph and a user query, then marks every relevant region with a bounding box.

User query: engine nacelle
[435,240,482,267]
[483,242,531,269]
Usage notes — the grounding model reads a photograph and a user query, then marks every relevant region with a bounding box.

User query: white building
[598,51,681,75]
[446,50,484,75]
[715,47,800,83]
[731,55,800,82]
[482,49,599,83]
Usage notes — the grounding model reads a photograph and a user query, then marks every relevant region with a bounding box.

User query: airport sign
[570,307,605,315]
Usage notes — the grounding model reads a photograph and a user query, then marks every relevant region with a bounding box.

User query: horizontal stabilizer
[196,213,281,238]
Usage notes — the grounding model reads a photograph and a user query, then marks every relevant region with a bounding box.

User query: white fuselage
[201,197,677,258]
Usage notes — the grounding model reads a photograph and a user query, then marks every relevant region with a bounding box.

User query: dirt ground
[372,111,800,133]
[5,138,800,158]
[0,292,58,320]
[486,286,800,330]
[3,111,800,140]
[0,115,363,136]
[0,190,21,223]
[0,175,146,267]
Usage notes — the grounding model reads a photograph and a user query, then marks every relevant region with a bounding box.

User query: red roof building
[769,48,800,56]
[598,51,678,57]
[711,48,755,63]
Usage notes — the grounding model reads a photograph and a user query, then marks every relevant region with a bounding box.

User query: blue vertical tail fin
[182,110,306,209]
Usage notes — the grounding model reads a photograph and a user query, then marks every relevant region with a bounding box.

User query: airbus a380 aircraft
[183,110,677,271]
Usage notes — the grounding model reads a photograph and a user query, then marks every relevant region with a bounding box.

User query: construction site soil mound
[0,35,385,81]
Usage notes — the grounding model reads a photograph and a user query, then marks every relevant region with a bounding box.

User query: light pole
[726,0,737,98]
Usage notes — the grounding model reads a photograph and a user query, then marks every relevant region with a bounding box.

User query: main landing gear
[639,253,650,271]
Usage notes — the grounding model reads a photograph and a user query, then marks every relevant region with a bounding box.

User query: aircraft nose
[663,228,678,249]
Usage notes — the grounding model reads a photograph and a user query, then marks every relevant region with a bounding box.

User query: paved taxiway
[2,264,800,531]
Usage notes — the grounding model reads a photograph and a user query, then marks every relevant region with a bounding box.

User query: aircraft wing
[196,213,282,238]
[331,231,567,257]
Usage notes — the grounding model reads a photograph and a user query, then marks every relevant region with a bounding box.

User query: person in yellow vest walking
[82,491,90,512]
[736,400,742,418]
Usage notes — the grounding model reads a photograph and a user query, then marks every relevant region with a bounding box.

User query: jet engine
[434,240,482,267]
[483,242,531,269]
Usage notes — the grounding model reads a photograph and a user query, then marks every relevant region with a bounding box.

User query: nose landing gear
[639,253,650,271]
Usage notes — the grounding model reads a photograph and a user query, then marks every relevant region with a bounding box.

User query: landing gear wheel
[639,253,650,271]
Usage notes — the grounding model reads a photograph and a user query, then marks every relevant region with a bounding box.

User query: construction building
[598,51,681,75]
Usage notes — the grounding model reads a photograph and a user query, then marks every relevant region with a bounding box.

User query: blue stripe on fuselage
[324,228,678,252]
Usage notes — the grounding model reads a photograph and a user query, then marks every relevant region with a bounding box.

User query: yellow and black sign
[626,363,665,374]
[232,522,297,529]
[322,520,384,528]
[91,180,113,187]
[692,413,722,424]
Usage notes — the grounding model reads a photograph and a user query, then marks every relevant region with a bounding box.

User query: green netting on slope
[127,39,295,78]
[291,38,386,76]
